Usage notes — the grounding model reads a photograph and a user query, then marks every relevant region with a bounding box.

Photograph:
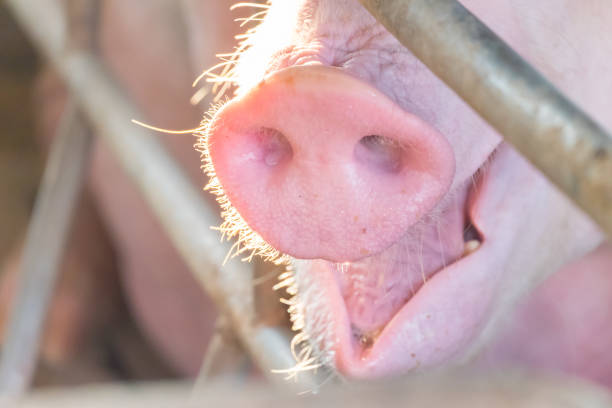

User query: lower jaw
[296,232,506,379]
[290,163,517,379]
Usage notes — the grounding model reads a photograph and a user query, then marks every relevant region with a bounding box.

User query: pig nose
[206,66,455,262]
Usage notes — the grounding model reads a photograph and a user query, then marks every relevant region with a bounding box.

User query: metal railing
[1,0,611,401]
[8,372,612,407]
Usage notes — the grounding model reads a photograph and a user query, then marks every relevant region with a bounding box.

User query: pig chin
[288,168,499,379]
[283,145,544,379]
[286,142,600,379]
[282,145,603,380]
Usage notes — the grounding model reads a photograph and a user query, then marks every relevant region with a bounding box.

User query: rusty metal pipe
[358,0,612,236]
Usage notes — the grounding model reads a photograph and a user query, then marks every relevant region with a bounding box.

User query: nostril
[252,127,293,167]
[354,135,405,174]
[206,65,455,262]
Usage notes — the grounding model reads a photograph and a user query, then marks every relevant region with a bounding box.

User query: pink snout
[207,66,455,261]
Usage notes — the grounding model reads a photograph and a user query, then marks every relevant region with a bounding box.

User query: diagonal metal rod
[0,1,101,397]
[4,0,321,393]
[359,0,612,236]
[0,103,92,397]
[5,371,612,407]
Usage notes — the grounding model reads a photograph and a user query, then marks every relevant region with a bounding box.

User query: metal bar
[0,1,98,398]
[4,0,320,391]
[0,103,92,397]
[6,372,612,407]
[359,0,612,236]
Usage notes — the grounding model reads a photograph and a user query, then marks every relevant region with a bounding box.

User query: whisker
[418,227,426,286]
[436,220,447,270]
[235,10,267,27]
[190,86,210,105]
[192,60,235,87]
[131,119,200,135]
[230,2,270,11]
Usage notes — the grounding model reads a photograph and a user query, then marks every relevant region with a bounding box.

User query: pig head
[196,0,610,379]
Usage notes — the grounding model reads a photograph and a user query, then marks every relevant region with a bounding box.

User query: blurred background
[0,5,41,267]
[0,0,270,390]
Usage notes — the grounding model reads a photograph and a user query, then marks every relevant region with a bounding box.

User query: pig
[195,0,612,384]
[19,0,612,388]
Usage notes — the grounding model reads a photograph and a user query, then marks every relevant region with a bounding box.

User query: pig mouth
[278,152,509,379]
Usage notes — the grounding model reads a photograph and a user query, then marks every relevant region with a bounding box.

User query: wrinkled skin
[199,0,612,383]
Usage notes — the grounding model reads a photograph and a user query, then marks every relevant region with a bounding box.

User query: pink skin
[480,242,612,389]
[209,66,455,261]
[205,0,611,380]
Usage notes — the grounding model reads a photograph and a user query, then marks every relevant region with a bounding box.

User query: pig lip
[328,247,481,378]
[299,165,506,379]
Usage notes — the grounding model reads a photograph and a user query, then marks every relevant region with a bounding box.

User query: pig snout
[206,65,455,262]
